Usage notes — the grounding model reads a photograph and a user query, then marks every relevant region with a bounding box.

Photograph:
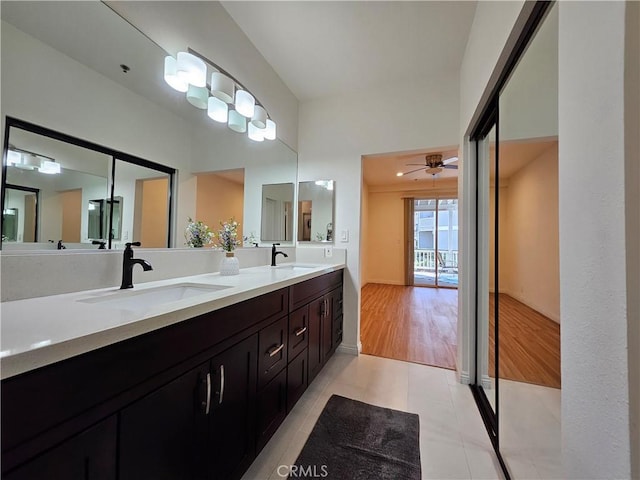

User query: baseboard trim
[337,343,360,356]
[458,371,471,385]
[481,374,492,390]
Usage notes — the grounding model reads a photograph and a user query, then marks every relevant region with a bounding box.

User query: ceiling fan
[397,153,458,177]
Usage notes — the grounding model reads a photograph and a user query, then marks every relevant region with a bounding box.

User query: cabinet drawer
[256,369,287,454]
[289,270,343,310]
[258,316,288,389]
[288,305,309,360]
[287,349,308,413]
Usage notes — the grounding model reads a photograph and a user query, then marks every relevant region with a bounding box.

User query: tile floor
[240,353,561,480]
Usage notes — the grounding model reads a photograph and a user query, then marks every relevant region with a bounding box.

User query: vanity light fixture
[163,48,276,142]
[39,160,61,175]
[6,146,61,174]
[315,180,334,191]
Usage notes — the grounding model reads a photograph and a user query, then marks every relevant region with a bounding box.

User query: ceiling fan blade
[443,156,459,165]
[399,167,425,176]
[443,164,458,169]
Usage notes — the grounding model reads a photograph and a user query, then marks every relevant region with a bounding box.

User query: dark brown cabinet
[2,272,342,480]
[4,416,117,480]
[119,335,257,480]
[308,286,342,383]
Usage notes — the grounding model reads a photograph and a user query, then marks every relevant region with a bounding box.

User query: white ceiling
[221,1,477,101]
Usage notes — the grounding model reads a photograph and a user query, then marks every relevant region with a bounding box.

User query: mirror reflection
[297,180,334,243]
[194,169,245,246]
[4,127,110,247]
[88,196,123,242]
[261,183,294,242]
[113,160,171,248]
[2,120,175,249]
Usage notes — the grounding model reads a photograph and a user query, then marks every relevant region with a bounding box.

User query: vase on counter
[219,251,240,276]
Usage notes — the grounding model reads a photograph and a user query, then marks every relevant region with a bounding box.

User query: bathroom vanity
[1,265,344,480]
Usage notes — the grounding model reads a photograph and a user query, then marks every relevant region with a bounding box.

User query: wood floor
[360,284,458,370]
[360,284,562,388]
[489,293,561,388]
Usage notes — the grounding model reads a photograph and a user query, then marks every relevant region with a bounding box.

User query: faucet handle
[125,242,141,248]
[272,243,281,247]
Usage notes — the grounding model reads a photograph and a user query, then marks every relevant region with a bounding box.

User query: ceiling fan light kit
[399,153,459,177]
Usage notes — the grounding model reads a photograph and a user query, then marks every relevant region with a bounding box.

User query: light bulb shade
[234,89,255,118]
[164,56,189,92]
[7,150,22,166]
[264,119,277,140]
[23,153,41,169]
[250,105,267,129]
[228,109,247,133]
[210,72,235,104]
[248,122,265,142]
[186,84,208,109]
[40,160,61,174]
[207,96,228,123]
[176,51,206,87]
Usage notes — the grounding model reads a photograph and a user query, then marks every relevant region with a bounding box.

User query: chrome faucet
[271,243,288,266]
[120,242,153,289]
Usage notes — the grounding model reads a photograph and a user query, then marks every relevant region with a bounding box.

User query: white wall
[559,3,633,478]
[299,74,460,354]
[625,4,640,478]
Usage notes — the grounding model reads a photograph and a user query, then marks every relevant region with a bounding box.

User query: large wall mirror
[1,118,175,250]
[297,180,334,243]
[2,1,298,251]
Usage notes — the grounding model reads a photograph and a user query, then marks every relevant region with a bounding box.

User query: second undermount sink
[274,263,319,270]
[78,283,231,311]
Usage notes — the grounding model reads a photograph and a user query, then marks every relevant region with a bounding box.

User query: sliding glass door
[413,198,458,288]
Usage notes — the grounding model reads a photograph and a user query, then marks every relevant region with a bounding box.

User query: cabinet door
[287,348,308,413]
[119,363,210,480]
[209,335,258,480]
[255,368,287,453]
[307,297,324,383]
[4,416,117,480]
[321,294,334,361]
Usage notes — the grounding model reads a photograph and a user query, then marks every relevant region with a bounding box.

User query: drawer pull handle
[217,365,225,405]
[205,372,212,415]
[268,343,285,357]
[294,326,307,337]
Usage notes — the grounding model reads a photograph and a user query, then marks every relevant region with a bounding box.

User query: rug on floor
[289,395,421,480]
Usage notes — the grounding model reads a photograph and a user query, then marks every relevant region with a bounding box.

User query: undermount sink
[274,264,319,270]
[78,283,231,310]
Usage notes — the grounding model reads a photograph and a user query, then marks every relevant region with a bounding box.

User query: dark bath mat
[289,395,421,480]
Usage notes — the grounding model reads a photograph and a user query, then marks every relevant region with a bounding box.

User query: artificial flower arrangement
[214,218,241,252]
[184,217,213,248]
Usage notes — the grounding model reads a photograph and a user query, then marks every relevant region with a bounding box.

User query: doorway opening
[361,149,459,370]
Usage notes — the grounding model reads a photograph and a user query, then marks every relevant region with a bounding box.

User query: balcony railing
[414,249,458,272]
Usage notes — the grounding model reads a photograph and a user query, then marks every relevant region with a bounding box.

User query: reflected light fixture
[163,49,276,142]
[7,146,61,174]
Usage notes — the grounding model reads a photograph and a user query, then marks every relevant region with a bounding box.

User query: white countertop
[0,262,344,380]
